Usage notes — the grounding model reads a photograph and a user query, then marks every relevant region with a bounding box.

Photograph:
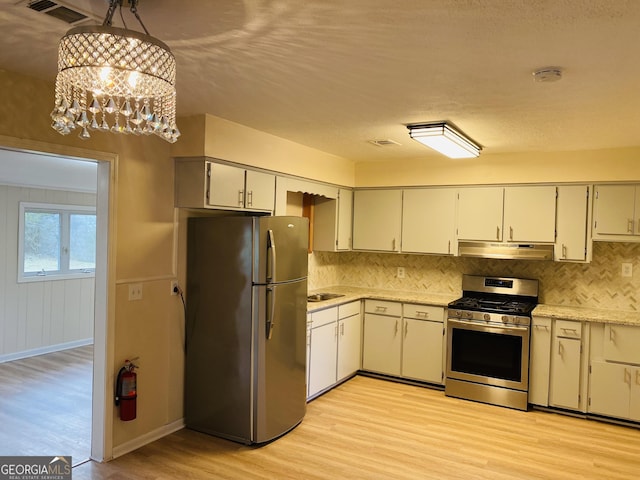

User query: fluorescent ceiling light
[408,123,481,158]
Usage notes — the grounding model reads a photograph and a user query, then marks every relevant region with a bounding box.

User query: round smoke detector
[532,67,563,82]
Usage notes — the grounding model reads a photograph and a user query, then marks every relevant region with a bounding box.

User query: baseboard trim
[112,418,185,459]
[0,338,94,363]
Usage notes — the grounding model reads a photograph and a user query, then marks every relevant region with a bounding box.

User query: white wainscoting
[0,184,96,360]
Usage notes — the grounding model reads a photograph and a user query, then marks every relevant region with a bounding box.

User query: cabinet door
[555,185,589,261]
[245,170,275,211]
[593,185,636,236]
[337,188,353,250]
[337,313,362,381]
[589,361,630,419]
[457,187,504,242]
[352,190,403,252]
[550,337,582,410]
[362,313,401,376]
[529,317,552,407]
[402,319,443,384]
[603,324,640,364]
[630,368,640,421]
[308,322,338,397]
[503,186,556,242]
[402,188,456,254]
[208,163,246,208]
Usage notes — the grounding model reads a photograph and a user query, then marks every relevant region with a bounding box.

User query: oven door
[446,318,529,391]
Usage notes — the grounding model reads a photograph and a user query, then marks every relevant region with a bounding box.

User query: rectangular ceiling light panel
[408,123,481,158]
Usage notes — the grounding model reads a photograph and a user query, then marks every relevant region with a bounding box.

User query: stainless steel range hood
[458,241,554,261]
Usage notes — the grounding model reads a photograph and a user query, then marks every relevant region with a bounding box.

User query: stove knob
[483,313,490,321]
[465,311,473,319]
[501,315,509,323]
[454,310,462,317]
[513,317,520,325]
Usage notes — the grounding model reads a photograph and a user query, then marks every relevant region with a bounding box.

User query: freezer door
[255,216,309,284]
[254,279,307,443]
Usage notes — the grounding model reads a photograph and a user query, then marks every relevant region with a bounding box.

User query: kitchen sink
[307,293,344,302]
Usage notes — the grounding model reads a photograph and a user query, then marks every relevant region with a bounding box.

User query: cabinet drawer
[403,304,444,322]
[338,301,360,319]
[310,307,338,328]
[604,324,640,364]
[555,320,582,339]
[364,300,401,317]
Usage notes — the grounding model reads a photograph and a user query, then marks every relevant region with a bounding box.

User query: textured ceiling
[2,0,640,162]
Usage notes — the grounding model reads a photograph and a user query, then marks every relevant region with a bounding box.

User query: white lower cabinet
[549,320,586,411]
[529,317,552,406]
[589,323,640,421]
[362,300,444,384]
[307,301,362,399]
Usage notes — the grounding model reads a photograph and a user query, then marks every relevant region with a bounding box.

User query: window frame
[18,202,97,283]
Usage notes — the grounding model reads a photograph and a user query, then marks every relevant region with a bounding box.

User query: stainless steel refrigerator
[185,215,309,444]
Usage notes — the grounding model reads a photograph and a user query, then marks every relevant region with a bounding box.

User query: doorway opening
[0,146,111,464]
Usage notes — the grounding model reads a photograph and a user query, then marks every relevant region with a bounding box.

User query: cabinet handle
[340,323,345,336]
[247,190,253,206]
[335,325,338,339]
[534,324,549,331]
[561,328,578,336]
[558,340,564,356]
[624,368,632,385]
[375,306,387,313]
[562,244,567,259]
[392,238,397,251]
[509,226,513,241]
[448,240,451,254]
[496,226,500,240]
[394,320,399,336]
[416,311,429,318]
[609,327,616,344]
[238,190,244,206]
[636,370,640,386]
[404,321,408,338]
[628,219,634,234]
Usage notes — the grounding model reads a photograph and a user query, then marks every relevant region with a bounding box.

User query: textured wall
[309,241,640,311]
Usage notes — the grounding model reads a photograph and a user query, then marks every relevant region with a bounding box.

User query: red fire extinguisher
[115,359,138,421]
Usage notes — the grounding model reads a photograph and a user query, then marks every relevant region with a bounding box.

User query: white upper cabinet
[402,188,456,255]
[457,187,505,241]
[503,186,556,243]
[555,185,590,262]
[314,188,353,251]
[174,158,275,212]
[592,184,640,240]
[457,186,557,243]
[352,189,403,252]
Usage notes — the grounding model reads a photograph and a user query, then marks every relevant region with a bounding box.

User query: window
[18,202,96,282]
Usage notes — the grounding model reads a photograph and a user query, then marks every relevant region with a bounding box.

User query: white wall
[0,184,96,361]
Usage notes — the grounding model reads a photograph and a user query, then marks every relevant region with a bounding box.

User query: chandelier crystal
[51,0,179,143]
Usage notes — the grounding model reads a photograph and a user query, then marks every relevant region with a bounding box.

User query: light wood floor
[0,346,92,463]
[75,375,640,479]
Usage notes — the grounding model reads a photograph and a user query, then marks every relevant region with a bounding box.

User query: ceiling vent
[23,0,100,26]
[368,139,401,147]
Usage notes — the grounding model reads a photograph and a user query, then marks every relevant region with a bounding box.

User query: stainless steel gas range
[445,275,539,411]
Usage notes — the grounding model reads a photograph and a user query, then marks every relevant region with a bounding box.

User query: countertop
[308,286,640,326]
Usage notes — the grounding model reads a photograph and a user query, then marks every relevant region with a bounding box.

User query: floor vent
[24,0,99,26]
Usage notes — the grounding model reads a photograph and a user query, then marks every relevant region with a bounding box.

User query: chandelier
[51,0,180,143]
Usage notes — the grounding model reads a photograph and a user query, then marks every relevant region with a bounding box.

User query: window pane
[69,214,96,270]
[24,211,60,273]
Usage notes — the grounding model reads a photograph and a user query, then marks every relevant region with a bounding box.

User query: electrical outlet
[622,263,633,278]
[128,283,143,301]
[397,267,405,279]
[171,281,180,296]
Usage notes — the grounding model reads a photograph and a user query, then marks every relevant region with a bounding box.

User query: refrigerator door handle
[267,229,277,283]
[266,286,276,339]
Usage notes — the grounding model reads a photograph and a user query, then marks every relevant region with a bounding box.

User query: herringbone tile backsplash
[308,242,640,311]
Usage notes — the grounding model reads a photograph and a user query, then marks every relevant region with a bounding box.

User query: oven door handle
[447,318,529,334]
